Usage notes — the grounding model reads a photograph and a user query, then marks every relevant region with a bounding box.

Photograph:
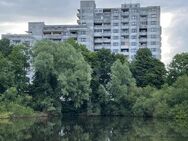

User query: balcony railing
[139,32,147,35]
[139,38,147,42]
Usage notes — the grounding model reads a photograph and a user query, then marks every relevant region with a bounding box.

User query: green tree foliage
[0,40,30,93]
[1,38,188,119]
[108,60,135,101]
[32,40,92,112]
[154,75,188,119]
[131,48,166,88]
[132,86,157,117]
[132,75,188,119]
[0,38,13,56]
[102,60,136,115]
[8,45,30,92]
[0,39,33,117]
[167,53,188,84]
[0,87,34,117]
[0,52,14,93]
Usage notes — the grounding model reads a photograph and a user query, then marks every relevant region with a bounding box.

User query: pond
[0,116,188,141]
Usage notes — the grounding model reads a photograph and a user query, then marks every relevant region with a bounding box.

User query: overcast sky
[0,0,187,65]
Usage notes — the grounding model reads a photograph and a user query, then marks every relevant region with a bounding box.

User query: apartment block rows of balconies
[2,0,161,60]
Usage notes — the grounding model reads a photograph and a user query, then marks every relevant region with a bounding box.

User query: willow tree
[32,40,92,113]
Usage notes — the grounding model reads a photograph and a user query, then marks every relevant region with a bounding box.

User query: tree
[167,53,188,85]
[108,60,135,101]
[102,60,136,115]
[0,40,30,94]
[8,45,30,93]
[0,52,14,93]
[0,38,13,56]
[131,48,166,88]
[32,40,92,111]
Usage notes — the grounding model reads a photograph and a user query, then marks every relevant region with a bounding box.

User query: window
[113,49,119,53]
[13,40,21,43]
[113,29,119,33]
[94,29,102,32]
[131,42,137,46]
[81,38,86,42]
[131,29,137,33]
[131,22,137,26]
[113,16,119,20]
[141,21,147,25]
[151,14,157,18]
[113,9,119,13]
[131,9,138,13]
[151,21,157,25]
[131,48,137,53]
[131,35,137,39]
[150,41,158,45]
[152,8,157,12]
[121,42,126,45]
[113,23,119,26]
[150,28,158,32]
[131,15,137,20]
[151,34,157,38]
[113,42,119,46]
[113,36,119,40]
[150,48,157,52]
[80,31,86,35]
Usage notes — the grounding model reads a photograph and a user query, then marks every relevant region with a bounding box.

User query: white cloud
[161,12,174,65]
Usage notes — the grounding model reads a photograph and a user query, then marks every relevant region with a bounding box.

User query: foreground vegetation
[0,38,187,119]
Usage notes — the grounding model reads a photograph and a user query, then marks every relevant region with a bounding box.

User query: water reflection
[0,117,188,141]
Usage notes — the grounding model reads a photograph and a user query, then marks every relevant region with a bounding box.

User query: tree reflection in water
[0,117,188,141]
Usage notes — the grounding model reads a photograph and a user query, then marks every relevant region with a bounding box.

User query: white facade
[2,0,161,60]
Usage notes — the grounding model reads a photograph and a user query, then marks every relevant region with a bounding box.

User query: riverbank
[0,112,48,119]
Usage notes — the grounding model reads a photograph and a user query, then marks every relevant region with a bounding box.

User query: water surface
[0,116,188,141]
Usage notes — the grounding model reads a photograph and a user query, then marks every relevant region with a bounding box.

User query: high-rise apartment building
[2,0,161,60]
[78,0,161,60]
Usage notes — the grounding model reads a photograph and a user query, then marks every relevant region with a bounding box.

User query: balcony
[139,32,147,35]
[94,25,103,29]
[121,18,129,22]
[103,44,111,49]
[139,38,147,42]
[44,34,62,39]
[119,51,129,56]
[103,19,111,23]
[94,38,103,43]
[95,45,104,50]
[103,38,111,42]
[140,17,147,21]
[69,34,78,38]
[140,25,147,28]
[121,25,129,29]
[139,45,147,48]
[103,32,111,36]
[94,32,103,36]
[94,19,103,23]
[121,12,129,16]
[103,25,111,29]
[121,32,129,36]
[95,44,111,50]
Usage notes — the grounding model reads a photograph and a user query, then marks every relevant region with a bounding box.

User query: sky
[0,0,188,65]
